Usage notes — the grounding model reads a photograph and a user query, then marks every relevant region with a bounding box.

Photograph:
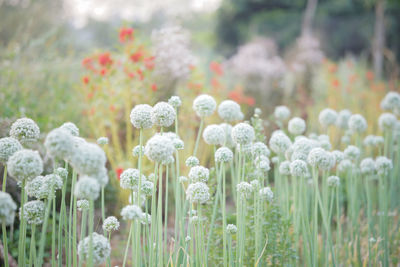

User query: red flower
[98,53,113,67]
[228,90,242,103]
[127,72,135,79]
[151,84,157,92]
[100,68,107,76]
[245,97,255,106]
[332,79,340,88]
[366,71,374,81]
[82,76,90,84]
[137,69,144,80]
[144,57,155,70]
[210,61,223,76]
[116,168,124,180]
[130,51,143,62]
[119,27,134,43]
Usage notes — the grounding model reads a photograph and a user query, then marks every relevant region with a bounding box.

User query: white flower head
[378,113,397,131]
[344,145,360,161]
[27,174,63,199]
[188,166,209,183]
[168,96,182,108]
[90,167,109,187]
[186,182,210,204]
[7,149,43,181]
[145,134,175,163]
[288,117,306,135]
[259,187,274,202]
[74,176,100,200]
[103,216,120,232]
[290,160,309,177]
[348,114,367,133]
[141,180,154,196]
[151,102,176,127]
[337,159,353,173]
[380,91,400,113]
[231,123,255,145]
[121,204,143,220]
[97,137,109,145]
[226,224,237,234]
[331,150,345,165]
[374,136,384,146]
[193,94,217,117]
[130,104,153,129]
[0,192,17,225]
[279,161,291,175]
[185,156,199,167]
[140,213,152,225]
[78,232,110,265]
[250,179,260,190]
[218,100,243,122]
[319,108,338,127]
[0,137,22,164]
[119,168,146,190]
[132,145,144,157]
[327,176,340,187]
[336,109,352,129]
[215,147,233,163]
[269,131,292,154]
[292,136,318,156]
[307,147,334,170]
[251,142,271,158]
[375,156,393,176]
[236,181,252,198]
[22,200,45,225]
[69,142,106,176]
[360,158,376,175]
[9,117,40,143]
[274,106,291,121]
[363,135,375,146]
[257,156,271,172]
[77,199,89,211]
[44,128,74,160]
[203,124,225,145]
[60,122,79,136]
[55,167,68,180]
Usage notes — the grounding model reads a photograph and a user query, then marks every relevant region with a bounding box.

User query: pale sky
[63,0,222,28]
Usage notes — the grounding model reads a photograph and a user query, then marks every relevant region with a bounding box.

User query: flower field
[1,3,400,266]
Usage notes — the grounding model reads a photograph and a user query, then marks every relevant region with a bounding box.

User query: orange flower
[366,71,374,81]
[211,77,221,89]
[130,50,143,62]
[210,61,223,76]
[98,52,113,67]
[246,97,255,106]
[116,168,124,180]
[137,69,144,80]
[119,27,134,43]
[151,84,157,92]
[144,57,155,70]
[332,79,340,88]
[82,76,90,84]
[100,68,107,76]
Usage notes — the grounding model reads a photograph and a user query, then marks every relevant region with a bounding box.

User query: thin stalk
[136,128,144,267]
[122,222,133,267]
[2,165,7,191]
[78,209,87,267]
[163,164,169,257]
[101,186,105,234]
[222,164,227,267]
[52,196,56,266]
[2,222,9,267]
[28,224,36,267]
[18,179,27,267]
[228,234,234,267]
[157,164,164,266]
[72,187,78,267]
[67,170,77,267]
[87,199,94,267]
[193,119,204,157]
[58,169,68,267]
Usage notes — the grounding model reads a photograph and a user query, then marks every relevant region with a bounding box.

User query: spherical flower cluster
[290,160,308,177]
[145,135,175,163]
[185,156,199,167]
[279,161,291,175]
[26,174,62,199]
[203,124,225,145]
[318,135,332,151]
[190,216,200,224]
[151,102,176,127]
[130,104,153,129]
[55,167,68,180]
[215,147,233,163]
[226,224,237,234]
[231,123,255,145]
[186,182,210,204]
[119,168,145,190]
[348,114,367,133]
[380,91,400,113]
[251,142,270,158]
[288,117,306,135]
[77,199,89,211]
[97,137,109,145]
[331,150,345,165]
[7,149,43,181]
[78,232,111,265]
[319,108,338,127]
[292,137,318,157]
[217,100,243,122]
[188,166,209,183]
[22,200,45,224]
[140,213,151,225]
[91,167,109,187]
[172,138,184,150]
[168,96,182,108]
[219,123,235,148]
[257,156,271,172]
[103,216,120,232]
[44,128,74,160]
[259,187,274,202]
[60,122,79,136]
[236,181,253,199]
[378,113,397,131]
[337,159,353,173]
[274,106,291,121]
[291,151,307,161]
[74,176,100,200]
[9,118,40,143]
[344,145,360,161]
[336,109,352,129]
[0,192,17,225]
[132,145,144,157]
[307,148,334,170]
[327,176,340,187]
[360,158,375,175]
[193,94,217,117]
[269,131,292,154]
[0,137,22,164]
[141,180,154,196]
[128,192,146,206]
[69,142,106,176]
[375,156,393,176]
[250,179,260,190]
[121,205,143,220]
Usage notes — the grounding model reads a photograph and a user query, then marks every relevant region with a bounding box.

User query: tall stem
[2,222,9,267]
[2,165,7,191]
[28,224,36,267]
[193,119,204,157]
[88,199,94,267]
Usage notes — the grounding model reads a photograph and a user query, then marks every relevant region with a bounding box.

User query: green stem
[28,224,36,267]
[193,118,204,157]
[88,199,94,267]
[2,222,9,267]
[58,169,68,267]
[2,165,7,191]
[52,196,56,267]
[78,210,87,267]
[67,170,77,267]
[122,221,133,267]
